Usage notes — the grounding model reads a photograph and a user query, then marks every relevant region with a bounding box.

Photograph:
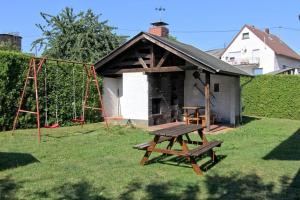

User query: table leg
[190,157,203,175]
[177,136,190,162]
[140,135,159,165]
[179,135,203,175]
[166,137,176,150]
[185,134,192,144]
[210,150,217,162]
[197,128,208,144]
[184,109,189,125]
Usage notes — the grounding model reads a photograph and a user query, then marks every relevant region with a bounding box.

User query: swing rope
[72,66,77,119]
[44,62,59,128]
[44,63,49,126]
[71,64,85,123]
[55,66,59,124]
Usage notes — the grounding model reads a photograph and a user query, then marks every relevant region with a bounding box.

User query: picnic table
[183,106,205,125]
[134,124,222,175]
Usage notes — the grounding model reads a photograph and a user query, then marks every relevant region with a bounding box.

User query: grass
[0,117,300,199]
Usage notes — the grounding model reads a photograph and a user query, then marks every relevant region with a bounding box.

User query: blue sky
[1,0,300,55]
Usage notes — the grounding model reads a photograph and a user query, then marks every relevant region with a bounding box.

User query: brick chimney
[149,21,169,37]
[265,28,270,34]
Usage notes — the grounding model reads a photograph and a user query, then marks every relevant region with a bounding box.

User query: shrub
[241,75,300,120]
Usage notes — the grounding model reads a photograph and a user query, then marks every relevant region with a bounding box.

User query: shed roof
[95,32,251,76]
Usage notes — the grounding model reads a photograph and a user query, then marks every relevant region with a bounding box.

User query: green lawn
[0,117,300,199]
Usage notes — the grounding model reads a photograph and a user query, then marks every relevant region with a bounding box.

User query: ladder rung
[19,110,38,115]
[84,106,102,110]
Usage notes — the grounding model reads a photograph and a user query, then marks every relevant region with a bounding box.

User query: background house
[0,33,22,51]
[220,25,300,75]
[95,22,249,128]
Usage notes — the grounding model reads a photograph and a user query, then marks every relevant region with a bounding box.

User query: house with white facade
[221,25,300,75]
[95,22,250,129]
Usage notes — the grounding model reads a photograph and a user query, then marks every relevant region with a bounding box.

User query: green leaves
[241,75,300,120]
[32,7,127,63]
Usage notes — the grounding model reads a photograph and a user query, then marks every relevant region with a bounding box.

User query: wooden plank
[150,44,155,68]
[117,60,150,66]
[156,51,169,68]
[138,56,148,68]
[143,34,216,73]
[188,141,222,157]
[205,72,211,131]
[133,136,172,150]
[150,124,202,137]
[148,148,188,156]
[102,66,188,75]
[95,34,144,69]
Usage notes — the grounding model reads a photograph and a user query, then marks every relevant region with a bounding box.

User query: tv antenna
[155,6,166,21]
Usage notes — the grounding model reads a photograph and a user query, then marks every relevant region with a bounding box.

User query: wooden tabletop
[150,124,202,137]
[183,106,205,109]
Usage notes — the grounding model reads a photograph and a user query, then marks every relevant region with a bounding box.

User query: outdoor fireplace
[148,72,184,126]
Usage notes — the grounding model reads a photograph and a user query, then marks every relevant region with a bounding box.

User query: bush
[0,51,102,131]
[241,75,300,120]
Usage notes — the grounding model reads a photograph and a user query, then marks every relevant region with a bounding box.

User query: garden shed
[95,22,250,130]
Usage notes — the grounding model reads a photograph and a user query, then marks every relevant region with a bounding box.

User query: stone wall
[148,72,184,126]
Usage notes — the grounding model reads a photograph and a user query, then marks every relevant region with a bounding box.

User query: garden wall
[241,75,300,120]
[0,51,101,131]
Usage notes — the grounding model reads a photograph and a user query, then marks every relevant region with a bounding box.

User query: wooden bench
[133,136,172,150]
[188,140,222,158]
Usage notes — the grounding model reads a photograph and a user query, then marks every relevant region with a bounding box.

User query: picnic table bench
[134,124,223,175]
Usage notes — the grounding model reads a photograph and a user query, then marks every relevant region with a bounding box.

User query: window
[242,32,250,39]
[152,98,161,114]
[253,68,263,75]
[214,83,220,92]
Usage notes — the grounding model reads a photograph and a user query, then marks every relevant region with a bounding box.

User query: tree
[32,7,127,63]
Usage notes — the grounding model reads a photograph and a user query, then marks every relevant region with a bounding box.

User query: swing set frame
[12,56,109,143]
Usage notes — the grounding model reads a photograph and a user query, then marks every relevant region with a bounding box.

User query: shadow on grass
[120,180,200,200]
[120,172,297,199]
[5,172,299,200]
[145,153,226,172]
[0,176,22,200]
[44,129,97,139]
[34,180,108,200]
[263,128,300,198]
[264,128,300,160]
[240,116,260,126]
[0,152,39,171]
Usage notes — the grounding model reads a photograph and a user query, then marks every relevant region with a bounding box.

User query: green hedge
[241,75,300,120]
[0,51,102,131]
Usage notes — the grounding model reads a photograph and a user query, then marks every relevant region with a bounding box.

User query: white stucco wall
[184,70,240,125]
[102,77,122,117]
[121,72,149,120]
[221,26,275,74]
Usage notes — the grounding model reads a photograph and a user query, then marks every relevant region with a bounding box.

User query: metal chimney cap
[151,21,169,27]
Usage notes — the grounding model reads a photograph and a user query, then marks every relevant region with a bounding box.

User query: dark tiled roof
[205,48,225,58]
[145,32,250,76]
[266,67,295,75]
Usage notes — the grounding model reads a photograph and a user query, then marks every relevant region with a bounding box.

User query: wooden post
[205,72,210,132]
[150,44,155,68]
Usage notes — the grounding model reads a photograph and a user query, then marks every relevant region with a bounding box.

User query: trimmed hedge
[241,75,300,120]
[0,51,101,131]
